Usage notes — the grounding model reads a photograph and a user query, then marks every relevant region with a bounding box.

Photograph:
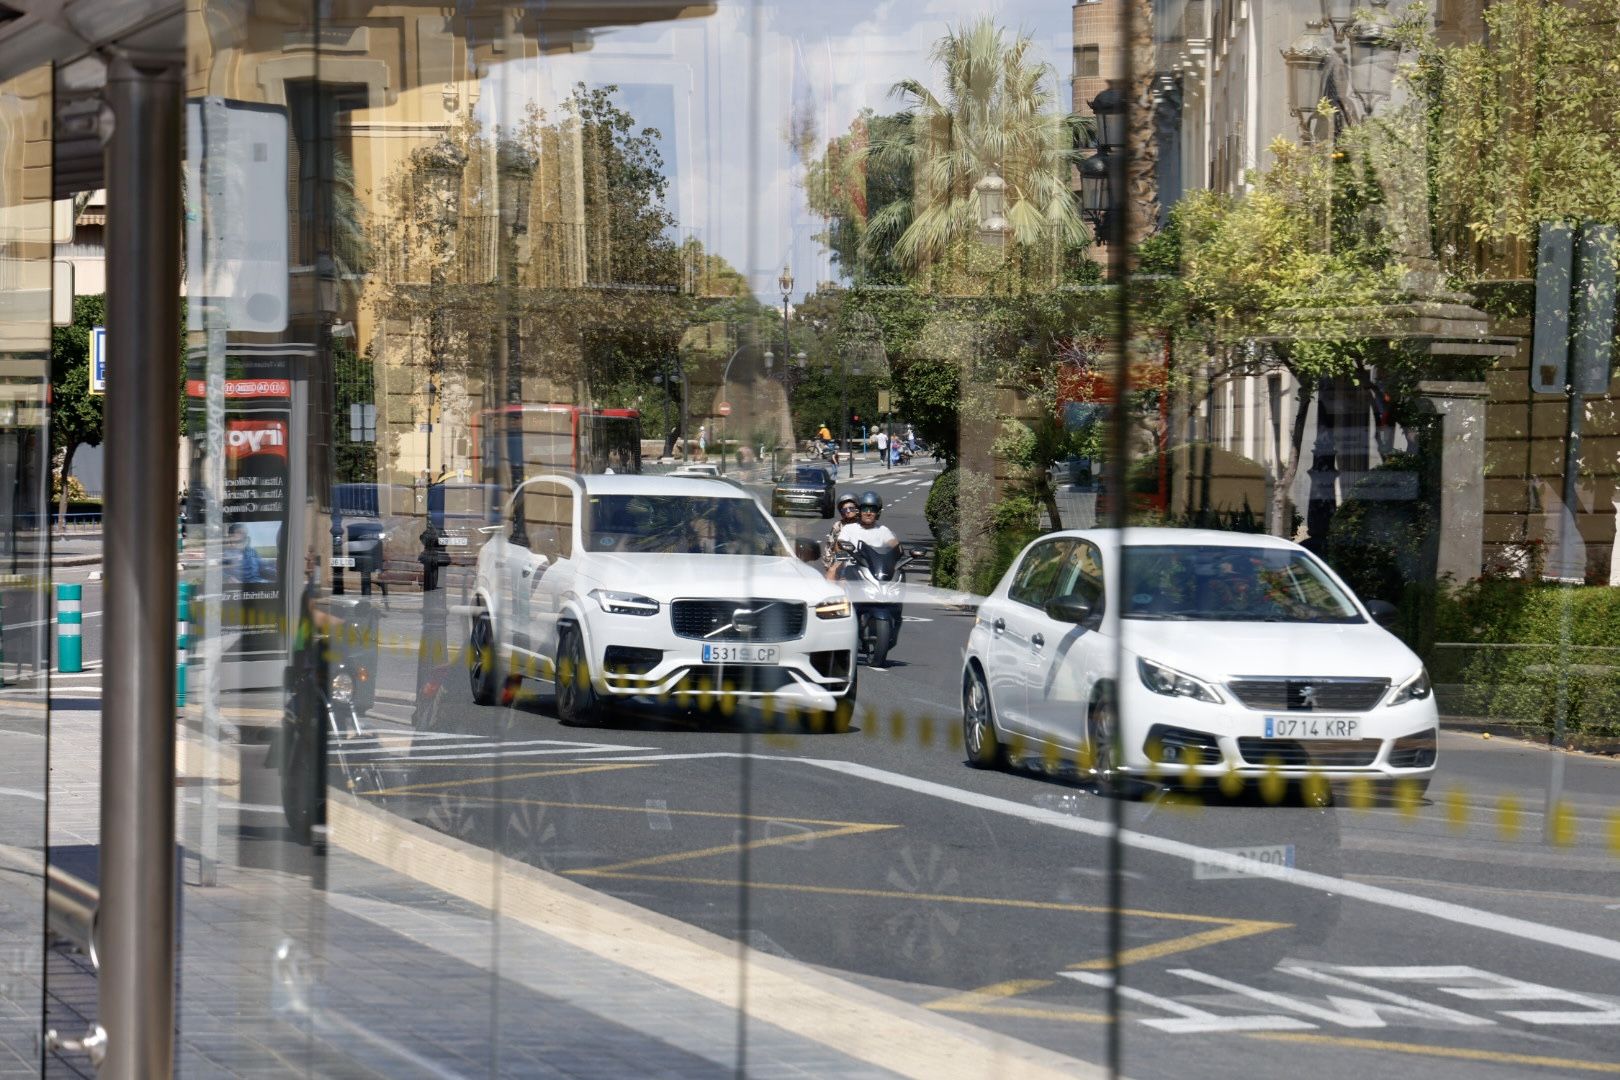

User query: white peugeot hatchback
[962,529,1438,793]
[471,473,858,722]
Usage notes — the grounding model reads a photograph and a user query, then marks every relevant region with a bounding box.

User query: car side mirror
[1044,595,1093,624]
[795,538,822,563]
[910,549,926,558]
[1364,599,1398,628]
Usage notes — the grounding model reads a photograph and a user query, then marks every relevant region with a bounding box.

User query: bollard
[57,583,82,673]
[176,582,191,708]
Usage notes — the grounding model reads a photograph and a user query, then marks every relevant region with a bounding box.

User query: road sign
[717,401,732,416]
[1532,222,1573,394]
[90,325,106,395]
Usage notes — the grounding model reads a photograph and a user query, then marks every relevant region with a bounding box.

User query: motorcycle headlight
[1387,667,1431,707]
[1138,658,1223,704]
[590,589,660,616]
[329,671,355,704]
[815,595,851,619]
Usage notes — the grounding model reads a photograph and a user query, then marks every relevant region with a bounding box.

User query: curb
[1440,716,1619,756]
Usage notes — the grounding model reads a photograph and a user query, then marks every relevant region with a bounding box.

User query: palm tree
[864,19,1087,277]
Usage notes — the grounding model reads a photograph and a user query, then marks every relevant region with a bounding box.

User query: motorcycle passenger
[826,491,898,581]
[824,494,860,569]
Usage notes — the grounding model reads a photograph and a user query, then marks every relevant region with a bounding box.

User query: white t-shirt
[876,431,889,450]
[836,521,898,550]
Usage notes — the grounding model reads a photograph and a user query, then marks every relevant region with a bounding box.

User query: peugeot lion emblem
[1298,684,1318,709]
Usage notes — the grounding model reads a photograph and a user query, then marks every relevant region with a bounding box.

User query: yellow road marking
[368,761,652,796]
[1067,918,1291,971]
[326,798,1104,1080]
[567,822,898,876]
[1248,1032,1620,1074]
[433,795,894,828]
[927,979,1108,1023]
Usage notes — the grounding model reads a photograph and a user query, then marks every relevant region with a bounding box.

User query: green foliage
[51,293,106,453]
[1323,452,1433,607]
[861,19,1087,278]
[1420,0,1620,250]
[1426,581,1620,738]
[924,467,959,544]
[804,110,915,285]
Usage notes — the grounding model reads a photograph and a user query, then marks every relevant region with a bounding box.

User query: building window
[1076,45,1100,79]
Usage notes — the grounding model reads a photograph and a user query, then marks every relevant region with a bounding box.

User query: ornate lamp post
[1081,86,1126,248]
[974,168,1009,254]
[1282,21,1334,141]
[416,137,464,594]
[1347,0,1400,114]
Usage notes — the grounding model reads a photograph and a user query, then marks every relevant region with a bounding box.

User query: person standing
[698,424,708,459]
[876,429,889,458]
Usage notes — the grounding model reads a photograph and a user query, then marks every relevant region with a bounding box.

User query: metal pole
[100,51,182,1080]
[842,371,852,479]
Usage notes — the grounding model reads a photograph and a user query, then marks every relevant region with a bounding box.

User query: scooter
[278,595,385,845]
[834,540,919,668]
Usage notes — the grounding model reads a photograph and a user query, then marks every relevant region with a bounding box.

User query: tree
[1173,138,1401,536]
[50,294,106,526]
[863,19,1088,280]
[1420,0,1620,253]
[804,110,915,285]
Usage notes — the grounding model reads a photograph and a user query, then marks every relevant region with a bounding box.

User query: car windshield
[584,494,789,556]
[786,469,827,484]
[1120,544,1363,623]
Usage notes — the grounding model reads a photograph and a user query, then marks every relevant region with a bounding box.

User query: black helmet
[858,491,883,514]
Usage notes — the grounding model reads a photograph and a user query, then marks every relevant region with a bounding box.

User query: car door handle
[1031,633,1045,649]
[992,617,1006,633]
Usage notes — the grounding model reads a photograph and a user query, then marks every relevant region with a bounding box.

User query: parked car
[961,528,1438,795]
[470,473,859,723]
[771,465,836,518]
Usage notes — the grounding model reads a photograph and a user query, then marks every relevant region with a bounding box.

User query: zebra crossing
[855,475,932,487]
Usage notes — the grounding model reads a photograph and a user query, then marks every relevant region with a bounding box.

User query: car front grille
[1237,738,1383,768]
[670,599,807,642]
[672,664,798,694]
[1226,677,1389,712]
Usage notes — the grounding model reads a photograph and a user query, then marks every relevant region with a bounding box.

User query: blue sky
[492,0,1077,301]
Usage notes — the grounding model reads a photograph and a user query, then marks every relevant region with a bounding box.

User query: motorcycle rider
[824,493,860,569]
[825,490,898,581]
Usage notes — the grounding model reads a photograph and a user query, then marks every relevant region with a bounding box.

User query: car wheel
[555,627,602,726]
[963,665,1004,769]
[1088,689,1117,780]
[869,617,894,668]
[469,607,502,706]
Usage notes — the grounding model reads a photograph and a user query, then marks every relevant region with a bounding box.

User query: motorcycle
[833,540,919,668]
[278,594,385,845]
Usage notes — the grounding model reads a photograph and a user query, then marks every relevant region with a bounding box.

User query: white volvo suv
[470,473,858,723]
[962,529,1439,794]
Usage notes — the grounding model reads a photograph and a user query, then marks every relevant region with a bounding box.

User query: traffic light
[849,410,861,427]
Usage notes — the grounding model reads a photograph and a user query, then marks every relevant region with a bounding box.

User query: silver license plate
[702,644,779,664]
[331,556,357,568]
[438,534,469,546]
[1264,716,1359,739]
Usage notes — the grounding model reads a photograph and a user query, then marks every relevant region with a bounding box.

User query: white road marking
[801,758,1620,965]
[1278,965,1496,1026]
[5,610,103,631]
[1065,971,1313,1033]
[1332,966,1620,1025]
[1169,967,1481,1029]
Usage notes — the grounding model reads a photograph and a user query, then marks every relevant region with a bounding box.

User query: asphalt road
[337,460,1620,1080]
[26,469,1620,1078]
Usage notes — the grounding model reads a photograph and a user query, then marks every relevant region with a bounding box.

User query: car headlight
[590,589,660,616]
[329,671,355,704]
[1138,658,1223,704]
[815,595,851,619]
[1387,667,1431,706]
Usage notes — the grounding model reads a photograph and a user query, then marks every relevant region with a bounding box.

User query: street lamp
[1347,0,1400,113]
[1080,150,1115,238]
[1282,21,1334,141]
[1089,85,1127,153]
[975,167,1010,254]
[1319,0,1356,42]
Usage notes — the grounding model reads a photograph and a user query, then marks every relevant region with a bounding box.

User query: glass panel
[0,62,53,1076]
[180,1,1620,1076]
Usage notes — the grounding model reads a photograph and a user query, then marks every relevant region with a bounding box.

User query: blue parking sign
[90,325,106,395]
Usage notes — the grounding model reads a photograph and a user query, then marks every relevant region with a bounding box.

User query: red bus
[471,403,642,492]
